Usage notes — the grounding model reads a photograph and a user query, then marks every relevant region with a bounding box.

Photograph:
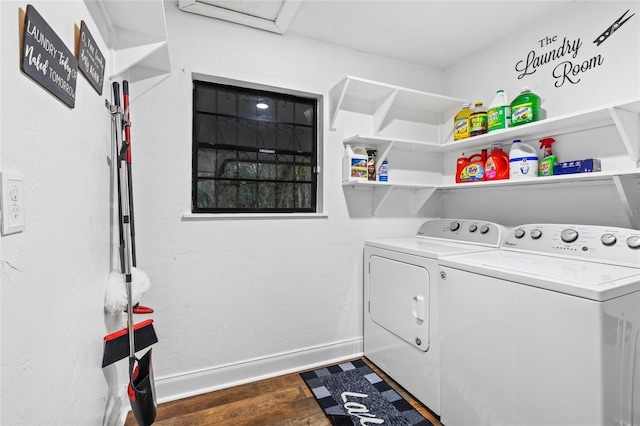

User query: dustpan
[128,349,157,426]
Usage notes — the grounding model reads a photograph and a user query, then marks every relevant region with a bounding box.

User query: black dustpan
[128,348,157,426]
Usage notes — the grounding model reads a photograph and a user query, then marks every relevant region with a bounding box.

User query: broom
[102,81,157,368]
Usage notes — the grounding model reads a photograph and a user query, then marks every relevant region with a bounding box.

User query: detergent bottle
[538,137,557,176]
[456,154,470,183]
[488,90,511,132]
[458,150,486,182]
[510,87,542,127]
[469,101,488,137]
[484,143,510,180]
[509,139,538,178]
[342,145,368,182]
[453,103,472,141]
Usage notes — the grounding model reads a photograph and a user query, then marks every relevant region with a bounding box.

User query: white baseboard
[155,337,364,404]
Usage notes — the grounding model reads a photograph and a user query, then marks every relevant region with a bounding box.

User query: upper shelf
[84,0,171,102]
[329,76,468,133]
[345,98,640,162]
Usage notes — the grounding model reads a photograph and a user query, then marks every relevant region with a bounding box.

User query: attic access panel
[178,0,302,34]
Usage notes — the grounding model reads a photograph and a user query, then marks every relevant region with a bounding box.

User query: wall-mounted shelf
[84,0,171,101]
[332,76,640,221]
[329,76,467,133]
[342,181,438,216]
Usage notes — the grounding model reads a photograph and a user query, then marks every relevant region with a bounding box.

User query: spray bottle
[538,137,557,176]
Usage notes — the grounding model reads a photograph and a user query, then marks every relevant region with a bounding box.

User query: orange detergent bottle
[456,155,470,183]
[484,143,510,180]
[458,150,486,182]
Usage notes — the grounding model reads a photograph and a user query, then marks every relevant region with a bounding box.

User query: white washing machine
[438,223,640,426]
[364,219,506,415]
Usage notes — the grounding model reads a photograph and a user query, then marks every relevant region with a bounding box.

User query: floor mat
[300,359,432,426]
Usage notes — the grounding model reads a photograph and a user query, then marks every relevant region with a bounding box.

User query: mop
[102,82,157,368]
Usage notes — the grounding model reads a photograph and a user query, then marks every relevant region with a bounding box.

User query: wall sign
[77,20,105,95]
[21,4,78,108]
[513,8,635,88]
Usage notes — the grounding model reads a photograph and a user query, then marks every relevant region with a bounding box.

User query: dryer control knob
[531,229,542,239]
[480,225,490,234]
[514,228,526,239]
[561,229,579,243]
[449,221,460,232]
[626,236,640,249]
[469,224,478,232]
[601,234,617,246]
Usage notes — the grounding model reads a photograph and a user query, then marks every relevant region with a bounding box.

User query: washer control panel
[503,223,640,266]
[416,219,505,246]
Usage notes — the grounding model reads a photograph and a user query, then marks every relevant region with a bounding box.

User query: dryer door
[369,255,430,352]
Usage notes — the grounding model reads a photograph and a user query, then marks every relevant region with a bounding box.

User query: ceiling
[178,0,575,70]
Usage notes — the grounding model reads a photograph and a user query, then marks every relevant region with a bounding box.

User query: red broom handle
[123,81,132,164]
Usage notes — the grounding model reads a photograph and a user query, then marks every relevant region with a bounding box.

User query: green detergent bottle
[538,137,556,176]
[510,87,542,127]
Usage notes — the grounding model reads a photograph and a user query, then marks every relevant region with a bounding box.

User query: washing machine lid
[439,250,640,301]
[365,237,499,259]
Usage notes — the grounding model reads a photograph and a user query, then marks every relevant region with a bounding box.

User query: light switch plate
[1,172,25,235]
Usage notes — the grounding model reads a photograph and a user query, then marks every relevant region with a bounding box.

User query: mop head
[104,267,151,313]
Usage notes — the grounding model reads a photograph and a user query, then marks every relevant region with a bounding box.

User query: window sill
[181,212,329,221]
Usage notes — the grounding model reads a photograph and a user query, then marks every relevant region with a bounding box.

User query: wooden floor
[125,357,442,426]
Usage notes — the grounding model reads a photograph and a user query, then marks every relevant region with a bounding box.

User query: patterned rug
[300,359,433,426]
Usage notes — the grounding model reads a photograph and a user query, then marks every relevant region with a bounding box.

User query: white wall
[1,1,113,424]
[440,0,640,227]
[125,1,445,402]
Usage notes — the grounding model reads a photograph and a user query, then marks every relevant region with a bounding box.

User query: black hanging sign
[21,4,78,108]
[77,20,105,95]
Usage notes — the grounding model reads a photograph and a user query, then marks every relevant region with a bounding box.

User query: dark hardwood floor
[125,357,442,425]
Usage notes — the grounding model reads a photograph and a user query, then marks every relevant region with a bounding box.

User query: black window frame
[191,79,319,214]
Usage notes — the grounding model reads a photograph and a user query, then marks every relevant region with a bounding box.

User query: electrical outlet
[1,172,25,235]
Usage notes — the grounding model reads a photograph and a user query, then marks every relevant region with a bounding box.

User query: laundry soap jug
[469,101,488,137]
[458,150,487,182]
[509,139,538,178]
[510,87,542,127]
[538,137,557,176]
[488,90,511,132]
[342,145,368,182]
[456,155,470,183]
[453,103,472,141]
[484,144,510,180]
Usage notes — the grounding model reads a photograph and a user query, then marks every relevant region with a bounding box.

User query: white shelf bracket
[372,186,394,216]
[372,89,399,135]
[375,141,395,174]
[609,106,640,164]
[411,187,438,216]
[612,175,640,229]
[329,78,350,131]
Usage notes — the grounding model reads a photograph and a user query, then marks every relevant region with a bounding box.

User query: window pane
[216,88,237,116]
[196,180,216,209]
[295,103,314,125]
[297,183,313,208]
[258,182,275,208]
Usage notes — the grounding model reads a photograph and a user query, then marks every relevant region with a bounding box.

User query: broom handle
[113,82,136,359]
[122,80,137,268]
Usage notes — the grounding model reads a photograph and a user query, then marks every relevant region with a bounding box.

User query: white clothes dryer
[364,219,506,415]
[438,223,640,426]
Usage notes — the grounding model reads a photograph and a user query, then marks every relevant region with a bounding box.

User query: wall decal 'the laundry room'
[514,8,636,88]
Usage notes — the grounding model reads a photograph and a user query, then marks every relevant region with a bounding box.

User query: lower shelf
[342,170,640,227]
